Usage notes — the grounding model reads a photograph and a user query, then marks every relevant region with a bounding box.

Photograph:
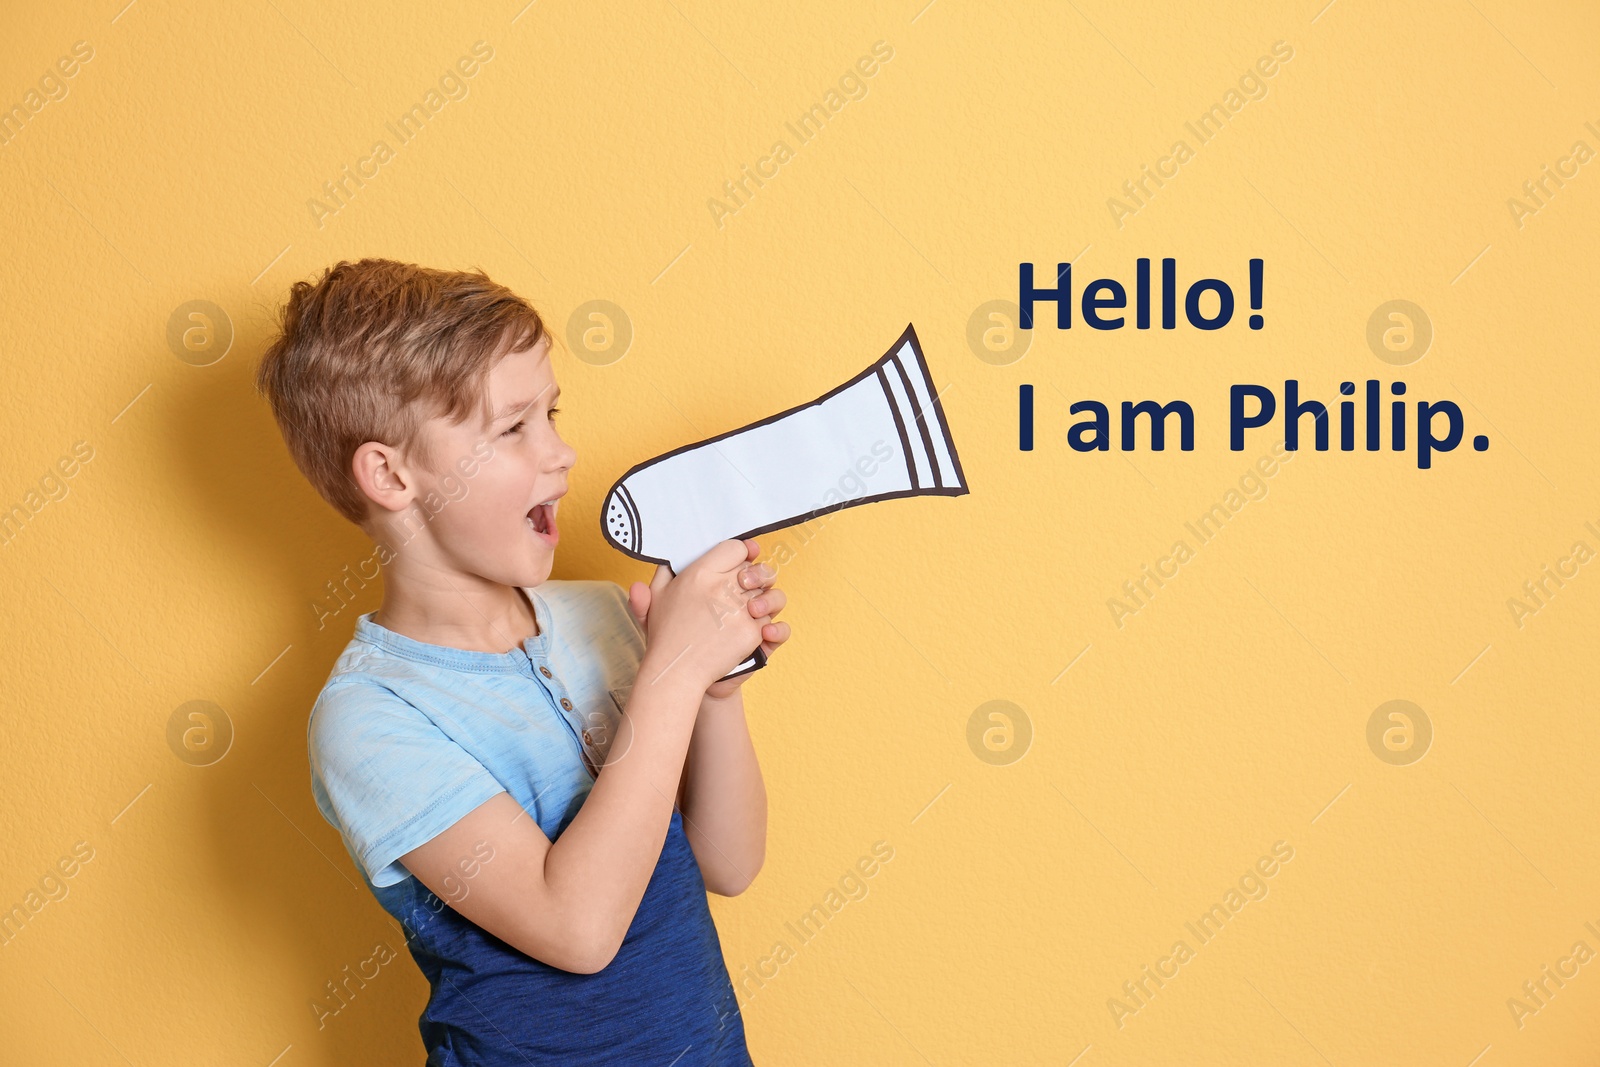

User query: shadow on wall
[160,285,432,1063]
[156,280,660,1060]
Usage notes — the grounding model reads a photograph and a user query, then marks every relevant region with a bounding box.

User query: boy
[254,259,788,1065]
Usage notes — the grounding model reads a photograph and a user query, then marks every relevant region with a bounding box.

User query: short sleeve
[309,680,507,888]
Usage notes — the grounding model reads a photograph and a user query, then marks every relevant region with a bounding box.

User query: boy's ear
[351,440,416,514]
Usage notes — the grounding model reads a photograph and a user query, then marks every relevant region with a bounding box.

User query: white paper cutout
[601,324,968,680]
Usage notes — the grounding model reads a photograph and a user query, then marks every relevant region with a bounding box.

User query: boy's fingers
[738,562,777,590]
[709,539,749,572]
[627,581,651,626]
[749,588,785,618]
[649,564,673,594]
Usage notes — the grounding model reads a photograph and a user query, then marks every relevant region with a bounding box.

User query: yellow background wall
[3,1,1597,1063]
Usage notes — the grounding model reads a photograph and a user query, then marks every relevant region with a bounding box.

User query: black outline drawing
[599,323,969,679]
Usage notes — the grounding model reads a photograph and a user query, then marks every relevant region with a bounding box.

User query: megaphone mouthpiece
[604,482,643,557]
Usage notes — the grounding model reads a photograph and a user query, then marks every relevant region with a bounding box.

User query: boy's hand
[627,538,790,698]
[704,538,790,699]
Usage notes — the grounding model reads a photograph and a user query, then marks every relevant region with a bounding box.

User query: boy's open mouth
[528,498,560,544]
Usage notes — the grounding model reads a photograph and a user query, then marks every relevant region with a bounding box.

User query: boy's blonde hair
[255,258,548,525]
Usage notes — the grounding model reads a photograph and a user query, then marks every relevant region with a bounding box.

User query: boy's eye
[502,408,558,437]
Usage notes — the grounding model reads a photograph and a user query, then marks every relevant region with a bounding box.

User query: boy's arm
[397,667,704,973]
[677,688,767,896]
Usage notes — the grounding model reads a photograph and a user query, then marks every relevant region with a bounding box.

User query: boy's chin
[511,548,557,588]
[463,531,556,589]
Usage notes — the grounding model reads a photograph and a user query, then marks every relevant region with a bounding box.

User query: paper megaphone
[601,323,968,680]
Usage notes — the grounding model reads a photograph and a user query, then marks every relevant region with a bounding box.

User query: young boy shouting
[255,259,787,1065]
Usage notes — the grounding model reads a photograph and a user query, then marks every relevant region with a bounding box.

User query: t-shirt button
[538,666,552,678]
[582,729,593,744]
[560,697,574,711]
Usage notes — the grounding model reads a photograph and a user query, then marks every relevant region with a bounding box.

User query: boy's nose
[549,436,577,472]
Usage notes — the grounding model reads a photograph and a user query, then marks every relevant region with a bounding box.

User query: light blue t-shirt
[307,579,752,1065]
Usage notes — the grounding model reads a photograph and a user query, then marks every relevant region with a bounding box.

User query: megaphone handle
[658,561,769,683]
[717,644,768,683]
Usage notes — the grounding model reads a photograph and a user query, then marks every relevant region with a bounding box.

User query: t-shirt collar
[352,586,553,672]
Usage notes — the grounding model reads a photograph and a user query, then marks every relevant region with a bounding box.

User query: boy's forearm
[679,689,767,895]
[538,660,706,964]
